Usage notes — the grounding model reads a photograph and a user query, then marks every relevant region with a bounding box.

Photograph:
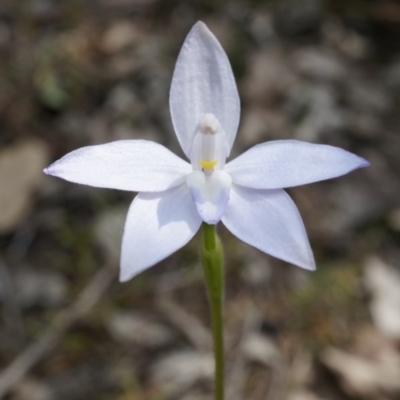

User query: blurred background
[0,0,399,399]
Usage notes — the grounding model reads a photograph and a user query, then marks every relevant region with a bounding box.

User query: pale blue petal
[222,185,315,270]
[186,170,232,224]
[44,140,191,192]
[170,21,240,158]
[225,140,370,189]
[120,184,202,282]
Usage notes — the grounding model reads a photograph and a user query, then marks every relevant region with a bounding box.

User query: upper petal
[120,184,202,281]
[44,140,191,192]
[221,185,315,270]
[225,140,370,189]
[170,21,240,158]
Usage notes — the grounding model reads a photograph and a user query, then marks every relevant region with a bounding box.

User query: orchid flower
[44,22,369,282]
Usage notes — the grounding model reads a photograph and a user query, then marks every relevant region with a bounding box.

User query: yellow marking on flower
[200,160,217,170]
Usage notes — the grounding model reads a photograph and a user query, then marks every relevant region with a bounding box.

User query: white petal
[170,21,240,158]
[186,170,232,224]
[225,140,370,189]
[221,185,315,270]
[44,140,191,192]
[120,184,202,281]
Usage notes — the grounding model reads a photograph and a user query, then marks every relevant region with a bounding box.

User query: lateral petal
[44,140,191,192]
[170,21,240,158]
[120,184,202,281]
[222,185,315,270]
[225,140,370,189]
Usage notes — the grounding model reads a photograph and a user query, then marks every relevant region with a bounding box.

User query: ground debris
[150,350,214,398]
[11,378,54,400]
[12,268,68,308]
[321,341,400,399]
[287,389,326,400]
[107,311,176,348]
[364,257,400,339]
[241,332,282,367]
[0,140,49,232]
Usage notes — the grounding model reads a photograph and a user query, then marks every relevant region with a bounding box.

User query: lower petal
[221,185,315,270]
[186,170,232,224]
[120,184,202,282]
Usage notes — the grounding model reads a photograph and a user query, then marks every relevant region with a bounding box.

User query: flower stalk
[201,223,225,400]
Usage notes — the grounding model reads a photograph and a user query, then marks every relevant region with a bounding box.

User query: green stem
[201,223,224,400]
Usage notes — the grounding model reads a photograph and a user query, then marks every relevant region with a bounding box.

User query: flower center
[199,114,218,175]
[190,113,229,176]
[187,114,232,224]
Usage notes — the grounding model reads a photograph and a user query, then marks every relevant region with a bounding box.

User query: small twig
[264,347,289,400]
[157,295,212,351]
[155,264,203,293]
[226,306,259,400]
[0,265,116,399]
[0,260,25,348]
[6,221,36,264]
[264,363,289,400]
